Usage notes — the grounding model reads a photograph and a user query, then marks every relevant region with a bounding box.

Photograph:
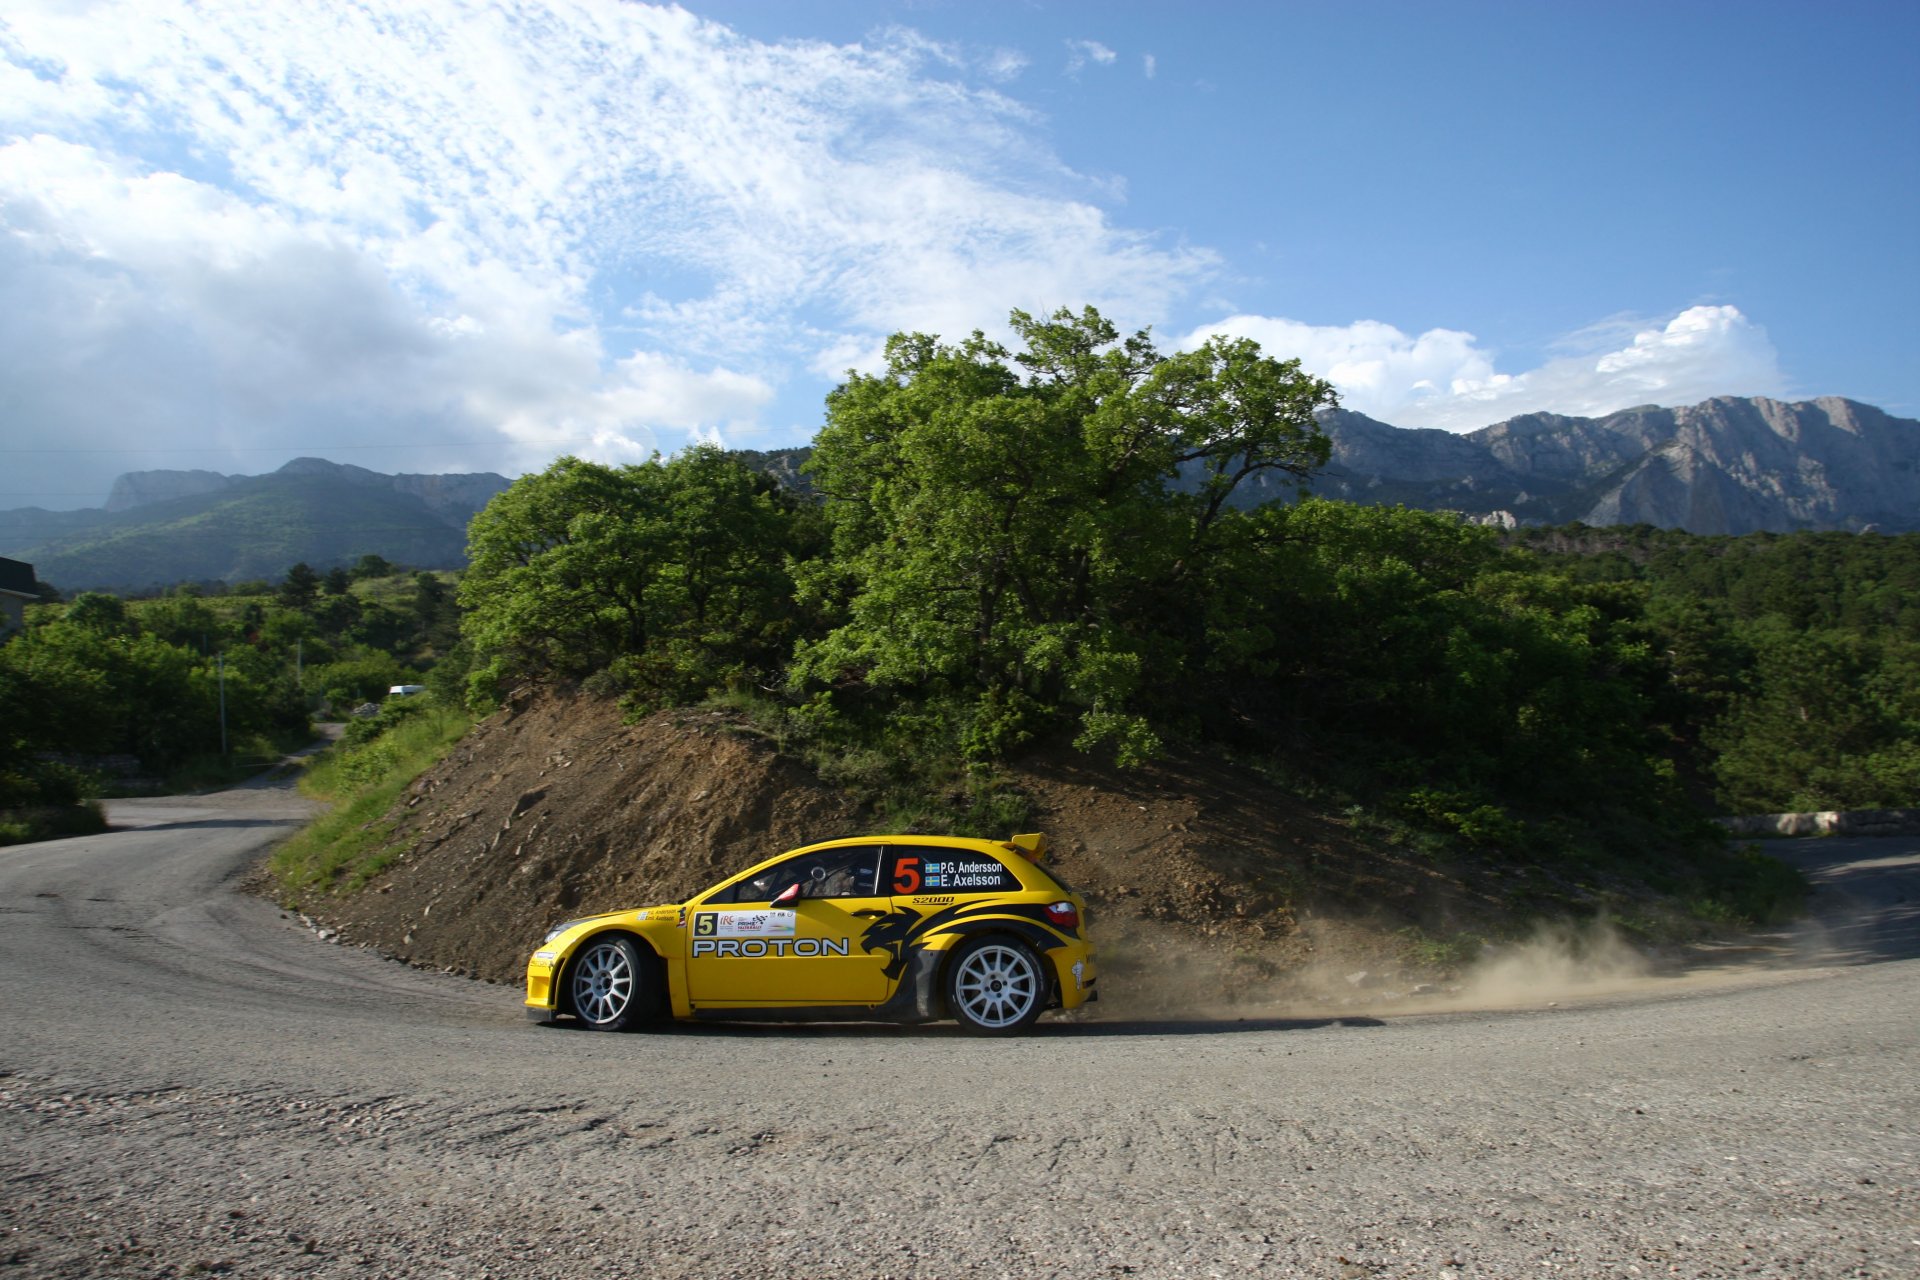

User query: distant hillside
[0,459,509,592]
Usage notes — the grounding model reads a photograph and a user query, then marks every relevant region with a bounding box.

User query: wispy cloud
[1183,306,1788,431]
[982,46,1029,81]
[0,1,1213,504]
[1143,53,1157,79]
[1065,38,1117,75]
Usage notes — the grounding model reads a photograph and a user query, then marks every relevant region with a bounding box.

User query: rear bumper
[1053,942,1098,1011]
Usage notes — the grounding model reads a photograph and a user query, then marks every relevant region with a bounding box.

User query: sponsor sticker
[691,937,852,958]
[694,909,797,939]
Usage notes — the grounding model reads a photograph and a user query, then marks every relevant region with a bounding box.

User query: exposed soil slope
[305,693,861,986]
[302,691,1515,1013]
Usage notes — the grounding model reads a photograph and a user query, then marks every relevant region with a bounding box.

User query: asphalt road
[2,780,1915,1279]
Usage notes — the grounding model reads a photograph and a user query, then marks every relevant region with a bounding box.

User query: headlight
[543,919,585,944]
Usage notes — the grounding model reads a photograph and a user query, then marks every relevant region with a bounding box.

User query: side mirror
[771,883,801,907]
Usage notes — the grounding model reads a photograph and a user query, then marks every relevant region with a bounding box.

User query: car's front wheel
[567,935,650,1031]
[946,935,1045,1035]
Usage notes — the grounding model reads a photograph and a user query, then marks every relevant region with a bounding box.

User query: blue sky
[2,0,1915,508]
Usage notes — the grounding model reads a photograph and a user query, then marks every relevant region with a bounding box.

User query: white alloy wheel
[948,938,1044,1033]
[570,937,641,1031]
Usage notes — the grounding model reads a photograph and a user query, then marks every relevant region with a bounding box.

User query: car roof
[790,834,1020,857]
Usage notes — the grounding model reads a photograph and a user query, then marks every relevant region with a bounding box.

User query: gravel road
[3,779,1915,1279]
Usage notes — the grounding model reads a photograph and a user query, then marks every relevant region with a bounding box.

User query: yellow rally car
[525,833,1097,1035]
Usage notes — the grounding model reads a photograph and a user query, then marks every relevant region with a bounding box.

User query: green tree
[413,572,462,652]
[279,563,321,612]
[1194,499,1688,831]
[460,447,799,705]
[138,596,223,653]
[311,591,364,640]
[793,306,1336,761]
[65,592,133,634]
[0,621,213,764]
[1708,631,1920,811]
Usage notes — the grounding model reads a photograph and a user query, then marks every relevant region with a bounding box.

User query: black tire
[566,935,652,1032]
[945,935,1046,1035]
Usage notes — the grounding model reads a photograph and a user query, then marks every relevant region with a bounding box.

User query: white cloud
[1143,53,1157,79]
[0,0,1213,506]
[0,129,774,491]
[1065,39,1117,75]
[982,47,1029,81]
[1182,306,1787,431]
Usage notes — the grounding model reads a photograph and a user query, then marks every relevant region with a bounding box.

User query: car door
[684,845,895,1006]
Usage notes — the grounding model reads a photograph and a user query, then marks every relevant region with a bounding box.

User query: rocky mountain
[1309,396,1920,534]
[0,459,510,592]
[104,469,234,512]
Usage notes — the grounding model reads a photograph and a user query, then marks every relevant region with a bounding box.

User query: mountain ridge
[0,458,510,592]
[5,395,1913,592]
[1297,394,1919,533]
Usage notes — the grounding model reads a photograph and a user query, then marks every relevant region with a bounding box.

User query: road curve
[3,780,1916,1279]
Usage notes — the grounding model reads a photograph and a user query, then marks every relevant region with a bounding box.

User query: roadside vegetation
[269,698,474,903]
[1512,525,1920,813]
[0,553,468,843]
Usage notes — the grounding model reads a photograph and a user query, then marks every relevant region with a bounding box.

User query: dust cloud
[1078,915,1695,1023]
[1438,919,1654,1011]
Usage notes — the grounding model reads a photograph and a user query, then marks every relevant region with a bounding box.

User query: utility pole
[218,652,228,757]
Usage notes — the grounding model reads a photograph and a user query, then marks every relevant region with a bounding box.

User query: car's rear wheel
[567,935,650,1031]
[947,935,1045,1035]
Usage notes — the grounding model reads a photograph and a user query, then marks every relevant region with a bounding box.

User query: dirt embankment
[299,691,1516,1013]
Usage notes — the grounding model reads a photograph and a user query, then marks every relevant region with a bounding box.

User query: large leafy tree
[460,447,800,703]
[793,306,1336,761]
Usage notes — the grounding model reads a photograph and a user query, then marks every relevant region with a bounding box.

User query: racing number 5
[892,856,921,894]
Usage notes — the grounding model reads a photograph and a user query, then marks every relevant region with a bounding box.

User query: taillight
[1044,901,1080,932]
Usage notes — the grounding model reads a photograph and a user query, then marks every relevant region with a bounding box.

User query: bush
[0,801,107,847]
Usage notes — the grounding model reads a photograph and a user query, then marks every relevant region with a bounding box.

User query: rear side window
[887,847,1019,895]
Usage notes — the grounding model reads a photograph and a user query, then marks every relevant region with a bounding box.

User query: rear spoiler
[1004,832,1048,863]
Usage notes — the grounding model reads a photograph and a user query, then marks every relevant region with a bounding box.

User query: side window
[713,867,778,904]
[717,847,882,903]
[887,848,1018,895]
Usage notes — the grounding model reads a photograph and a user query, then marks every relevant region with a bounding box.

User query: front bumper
[525,949,560,1016]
